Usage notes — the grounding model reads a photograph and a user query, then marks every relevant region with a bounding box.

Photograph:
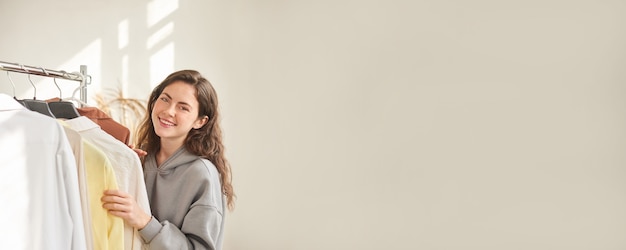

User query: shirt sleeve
[56,124,88,250]
[138,205,223,250]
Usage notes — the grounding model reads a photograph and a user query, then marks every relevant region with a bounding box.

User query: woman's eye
[160,97,168,102]
[180,106,190,111]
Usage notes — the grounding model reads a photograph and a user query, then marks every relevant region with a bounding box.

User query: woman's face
[151,81,207,146]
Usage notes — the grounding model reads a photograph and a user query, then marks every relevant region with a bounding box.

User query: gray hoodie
[139,147,225,250]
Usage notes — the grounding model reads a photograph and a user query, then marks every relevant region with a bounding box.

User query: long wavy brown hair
[135,69,235,210]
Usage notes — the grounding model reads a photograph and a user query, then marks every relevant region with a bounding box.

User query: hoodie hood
[146,146,201,173]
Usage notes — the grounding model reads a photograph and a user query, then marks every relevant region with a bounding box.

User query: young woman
[101,70,235,249]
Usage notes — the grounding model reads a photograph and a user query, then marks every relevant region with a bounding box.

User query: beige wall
[1,1,626,249]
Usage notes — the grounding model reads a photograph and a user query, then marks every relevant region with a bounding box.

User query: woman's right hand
[102,189,151,230]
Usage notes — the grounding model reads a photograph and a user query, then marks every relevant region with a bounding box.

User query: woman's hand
[101,189,151,229]
[128,144,147,157]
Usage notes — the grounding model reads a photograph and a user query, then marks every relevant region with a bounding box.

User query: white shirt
[59,123,95,250]
[65,115,151,250]
[0,94,87,250]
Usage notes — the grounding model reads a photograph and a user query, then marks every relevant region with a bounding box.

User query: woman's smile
[158,117,176,128]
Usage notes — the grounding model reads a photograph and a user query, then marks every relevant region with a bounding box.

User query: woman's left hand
[128,144,147,157]
[101,189,152,229]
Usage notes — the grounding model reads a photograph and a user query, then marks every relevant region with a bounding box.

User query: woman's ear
[193,115,209,129]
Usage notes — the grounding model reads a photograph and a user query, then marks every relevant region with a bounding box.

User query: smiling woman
[151,81,207,154]
[101,69,234,250]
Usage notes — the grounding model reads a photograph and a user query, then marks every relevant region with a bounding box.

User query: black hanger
[21,72,55,118]
[49,101,80,119]
[23,99,55,117]
[48,76,80,119]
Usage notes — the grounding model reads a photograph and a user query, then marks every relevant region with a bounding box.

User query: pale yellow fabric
[83,140,125,250]
[65,116,151,250]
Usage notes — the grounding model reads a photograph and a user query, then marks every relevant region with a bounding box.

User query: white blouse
[0,93,87,250]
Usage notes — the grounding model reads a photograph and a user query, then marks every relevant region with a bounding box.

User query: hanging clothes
[0,93,87,250]
[65,116,151,250]
[60,121,125,250]
[77,107,132,145]
[60,125,96,250]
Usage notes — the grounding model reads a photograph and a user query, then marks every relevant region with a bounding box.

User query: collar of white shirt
[65,115,101,132]
[0,93,27,111]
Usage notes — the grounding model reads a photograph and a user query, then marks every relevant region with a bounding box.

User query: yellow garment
[83,140,125,250]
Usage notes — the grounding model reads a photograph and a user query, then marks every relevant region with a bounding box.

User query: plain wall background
[1,0,626,249]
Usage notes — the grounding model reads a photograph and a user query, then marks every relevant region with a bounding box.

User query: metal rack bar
[0,60,90,106]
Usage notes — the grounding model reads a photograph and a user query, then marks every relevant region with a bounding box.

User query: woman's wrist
[137,213,152,230]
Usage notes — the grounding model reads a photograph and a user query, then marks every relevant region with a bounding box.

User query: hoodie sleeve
[138,205,223,250]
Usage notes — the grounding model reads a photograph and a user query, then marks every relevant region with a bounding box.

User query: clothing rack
[0,60,90,106]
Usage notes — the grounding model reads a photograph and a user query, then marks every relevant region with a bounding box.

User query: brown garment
[77,107,131,145]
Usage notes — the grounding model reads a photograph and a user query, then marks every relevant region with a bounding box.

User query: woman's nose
[163,104,176,116]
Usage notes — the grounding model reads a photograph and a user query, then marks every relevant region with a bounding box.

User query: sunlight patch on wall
[57,39,102,106]
[121,55,129,95]
[12,39,101,106]
[147,0,178,27]
[146,0,178,90]
[149,42,174,88]
[147,22,174,50]
[118,19,129,49]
